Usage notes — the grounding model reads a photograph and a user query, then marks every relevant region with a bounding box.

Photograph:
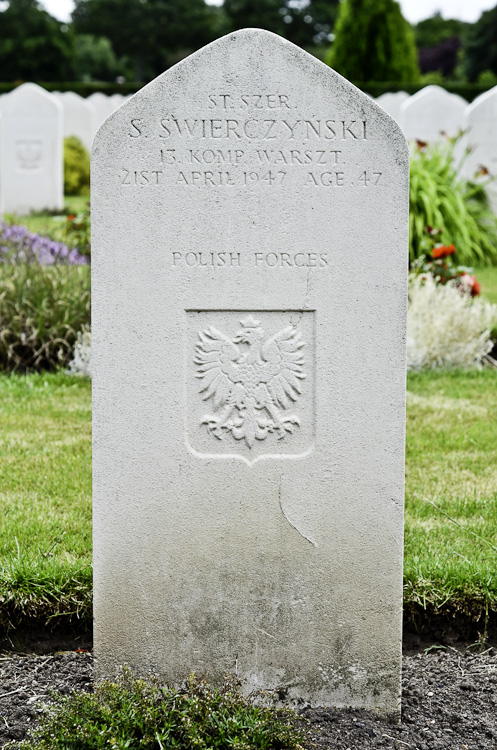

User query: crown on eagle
[239,315,261,328]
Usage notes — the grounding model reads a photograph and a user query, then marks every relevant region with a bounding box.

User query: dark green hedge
[0,80,492,102]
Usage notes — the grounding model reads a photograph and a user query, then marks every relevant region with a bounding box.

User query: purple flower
[0,221,89,266]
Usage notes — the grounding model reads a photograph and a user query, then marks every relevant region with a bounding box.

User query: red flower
[459,274,481,297]
[66,214,76,221]
[469,275,481,296]
[432,244,456,259]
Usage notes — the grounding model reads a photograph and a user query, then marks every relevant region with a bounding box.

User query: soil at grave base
[0,650,496,749]
[403,607,497,654]
[2,606,496,655]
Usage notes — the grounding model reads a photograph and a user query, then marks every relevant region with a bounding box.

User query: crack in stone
[278,473,317,547]
[292,268,312,329]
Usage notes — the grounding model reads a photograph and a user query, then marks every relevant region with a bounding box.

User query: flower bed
[0,223,90,372]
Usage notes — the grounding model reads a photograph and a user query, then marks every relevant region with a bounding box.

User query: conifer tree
[326,0,420,83]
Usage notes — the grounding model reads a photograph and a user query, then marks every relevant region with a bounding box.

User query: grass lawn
[404,370,497,617]
[474,265,497,305]
[3,194,90,238]
[0,368,496,634]
[0,373,91,632]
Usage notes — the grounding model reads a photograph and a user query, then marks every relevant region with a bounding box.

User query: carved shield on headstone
[187,310,314,465]
[16,139,43,172]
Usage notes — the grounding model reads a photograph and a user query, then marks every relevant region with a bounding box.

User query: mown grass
[0,373,92,632]
[475,265,497,305]
[404,369,497,619]
[0,367,496,634]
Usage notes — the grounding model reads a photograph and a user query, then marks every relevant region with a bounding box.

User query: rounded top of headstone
[0,82,62,115]
[5,82,55,100]
[95,27,407,154]
[60,90,85,102]
[376,91,409,102]
[401,84,466,115]
[407,84,446,100]
[88,92,110,103]
[466,84,497,116]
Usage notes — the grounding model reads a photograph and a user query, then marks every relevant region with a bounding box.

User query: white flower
[68,325,92,377]
[407,275,497,370]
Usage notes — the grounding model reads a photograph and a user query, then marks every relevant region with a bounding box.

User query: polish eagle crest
[194,315,306,448]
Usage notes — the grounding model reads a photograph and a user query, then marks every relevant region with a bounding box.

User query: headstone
[376,91,409,124]
[463,85,497,213]
[55,91,97,151]
[92,29,408,715]
[108,93,127,112]
[399,85,466,143]
[87,92,115,130]
[0,83,63,214]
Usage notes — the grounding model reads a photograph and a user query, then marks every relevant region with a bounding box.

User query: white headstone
[376,91,409,124]
[87,92,115,130]
[399,85,466,143]
[55,91,97,151]
[108,93,127,112]
[0,83,63,214]
[463,86,497,213]
[92,29,408,715]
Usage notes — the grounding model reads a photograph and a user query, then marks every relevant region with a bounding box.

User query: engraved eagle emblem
[194,315,306,448]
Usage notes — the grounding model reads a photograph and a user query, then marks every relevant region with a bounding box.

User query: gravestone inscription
[92,29,408,715]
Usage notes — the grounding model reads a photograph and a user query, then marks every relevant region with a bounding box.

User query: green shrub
[74,34,124,82]
[327,0,420,84]
[409,137,497,266]
[11,670,304,750]
[420,71,445,86]
[0,263,91,372]
[64,136,90,196]
[477,70,497,87]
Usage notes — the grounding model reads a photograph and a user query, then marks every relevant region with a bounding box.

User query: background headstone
[376,91,409,124]
[92,29,408,714]
[55,91,97,151]
[87,92,115,130]
[0,83,63,214]
[399,85,466,143]
[463,85,497,213]
[108,93,128,111]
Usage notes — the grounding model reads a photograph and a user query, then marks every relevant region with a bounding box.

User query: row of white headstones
[379,85,497,214]
[0,81,496,215]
